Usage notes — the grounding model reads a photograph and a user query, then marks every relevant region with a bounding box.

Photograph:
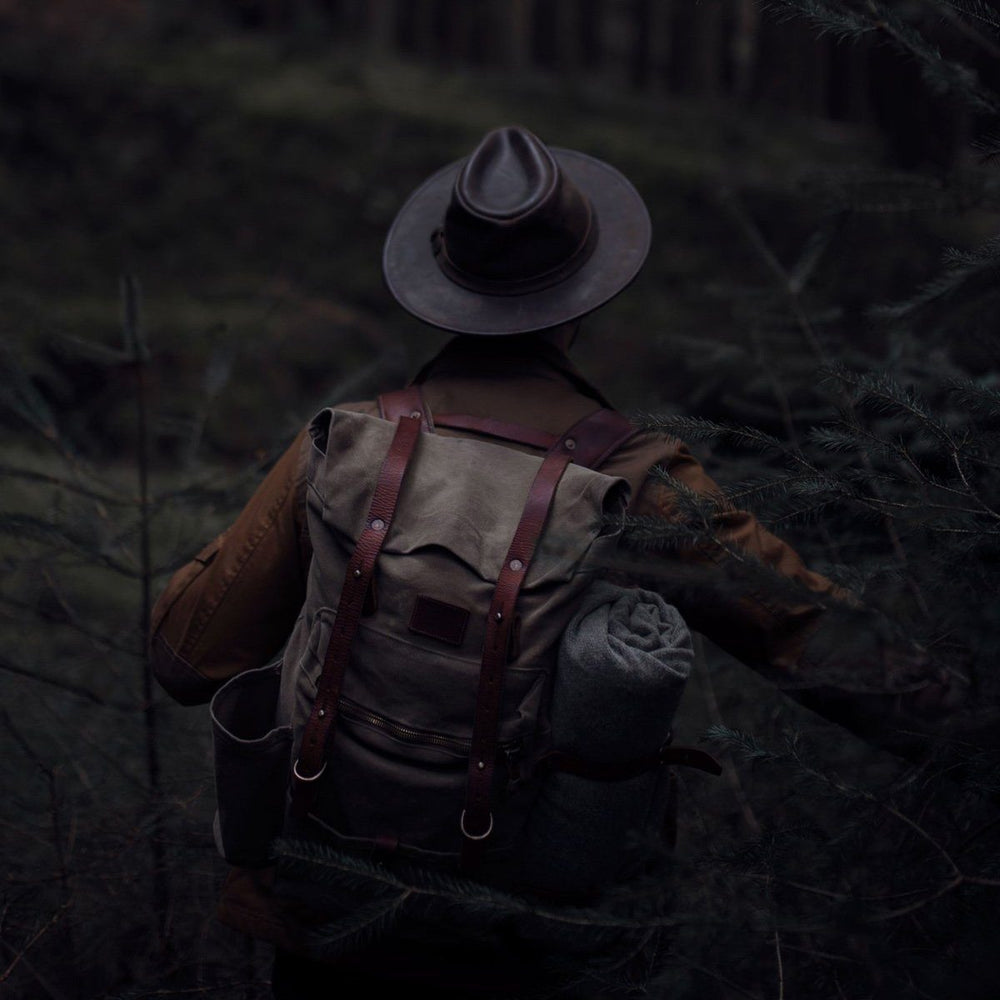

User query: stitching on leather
[183,473,295,658]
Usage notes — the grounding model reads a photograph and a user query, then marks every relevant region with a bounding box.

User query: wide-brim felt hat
[383,126,651,335]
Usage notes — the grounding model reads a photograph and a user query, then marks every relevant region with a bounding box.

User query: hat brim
[382,148,651,336]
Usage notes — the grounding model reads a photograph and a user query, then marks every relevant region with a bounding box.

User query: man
[150,126,951,995]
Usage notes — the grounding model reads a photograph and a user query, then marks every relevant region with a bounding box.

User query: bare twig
[720,191,933,616]
[0,902,72,985]
[868,874,965,921]
[694,636,761,837]
[0,464,133,506]
[882,803,961,876]
[98,985,270,999]
[671,956,763,1000]
[774,929,785,1000]
[122,273,170,947]
[0,655,125,707]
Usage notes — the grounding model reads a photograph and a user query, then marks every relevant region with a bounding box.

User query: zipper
[339,696,471,752]
[338,696,521,758]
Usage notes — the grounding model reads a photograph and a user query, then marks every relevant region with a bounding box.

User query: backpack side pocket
[211,661,292,868]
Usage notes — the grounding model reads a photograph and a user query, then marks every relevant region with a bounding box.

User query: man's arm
[149,429,312,705]
[625,442,957,741]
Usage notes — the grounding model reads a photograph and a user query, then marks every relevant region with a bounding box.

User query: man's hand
[789,607,969,754]
[796,607,944,695]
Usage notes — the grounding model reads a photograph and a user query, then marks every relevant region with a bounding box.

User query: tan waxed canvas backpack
[210,387,716,890]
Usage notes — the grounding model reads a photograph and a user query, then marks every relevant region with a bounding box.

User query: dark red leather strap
[551,408,636,469]
[290,415,422,818]
[378,387,434,432]
[381,381,633,470]
[460,450,573,869]
[433,414,560,452]
[538,744,722,781]
[434,408,635,470]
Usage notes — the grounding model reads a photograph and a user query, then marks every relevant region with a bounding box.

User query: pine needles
[274,837,680,993]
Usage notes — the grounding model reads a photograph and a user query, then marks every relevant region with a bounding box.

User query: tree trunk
[367,0,396,54]
[508,0,532,71]
[731,0,759,104]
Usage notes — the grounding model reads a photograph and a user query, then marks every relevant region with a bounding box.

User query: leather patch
[408,596,470,647]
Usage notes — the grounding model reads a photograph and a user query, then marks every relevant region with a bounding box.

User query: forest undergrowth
[2,3,1000,998]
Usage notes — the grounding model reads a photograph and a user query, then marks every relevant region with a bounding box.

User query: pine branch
[275,839,679,930]
[765,0,1000,114]
[634,412,804,461]
[761,0,877,40]
[819,367,948,438]
[647,466,728,530]
[0,513,143,579]
[305,891,411,960]
[971,129,1000,163]
[608,512,725,555]
[937,0,1000,44]
[706,725,876,801]
[703,724,781,763]
[873,237,1000,322]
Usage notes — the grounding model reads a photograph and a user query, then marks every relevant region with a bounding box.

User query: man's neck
[537,320,581,354]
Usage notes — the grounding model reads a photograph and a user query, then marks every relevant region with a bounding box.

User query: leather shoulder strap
[290,415,423,818]
[460,450,573,870]
[378,386,434,432]
[551,408,636,469]
[432,408,635,470]
[380,383,632,469]
[433,413,559,451]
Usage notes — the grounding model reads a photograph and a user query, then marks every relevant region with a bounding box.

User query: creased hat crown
[435,127,596,294]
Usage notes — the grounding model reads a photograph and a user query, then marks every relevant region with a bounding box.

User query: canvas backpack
[210,386,718,887]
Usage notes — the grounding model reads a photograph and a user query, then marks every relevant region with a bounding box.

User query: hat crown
[382,124,651,335]
[438,126,595,294]
[457,127,556,220]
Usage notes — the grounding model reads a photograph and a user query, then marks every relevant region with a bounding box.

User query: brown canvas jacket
[151,335,850,708]
[149,335,939,955]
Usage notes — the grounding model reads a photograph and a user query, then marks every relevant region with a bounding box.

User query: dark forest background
[2,1,999,998]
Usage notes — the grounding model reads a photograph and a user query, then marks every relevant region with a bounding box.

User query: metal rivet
[564,437,576,451]
[317,709,325,718]
[371,518,385,531]
[410,410,421,419]
[477,761,485,770]
[509,559,523,572]
[495,611,503,622]
[353,568,362,578]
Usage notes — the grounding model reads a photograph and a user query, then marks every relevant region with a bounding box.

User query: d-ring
[459,809,493,841]
[292,758,327,782]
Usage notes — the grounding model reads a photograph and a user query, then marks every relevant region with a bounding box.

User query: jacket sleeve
[625,446,838,672]
[149,429,312,705]
[626,442,953,742]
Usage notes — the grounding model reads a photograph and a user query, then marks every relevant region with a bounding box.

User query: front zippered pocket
[338,695,522,761]
[312,697,526,856]
[338,696,471,755]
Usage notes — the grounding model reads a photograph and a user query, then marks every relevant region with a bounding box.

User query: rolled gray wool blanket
[517,581,693,895]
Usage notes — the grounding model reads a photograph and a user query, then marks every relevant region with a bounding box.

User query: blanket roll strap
[211,661,292,868]
[516,582,703,896]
